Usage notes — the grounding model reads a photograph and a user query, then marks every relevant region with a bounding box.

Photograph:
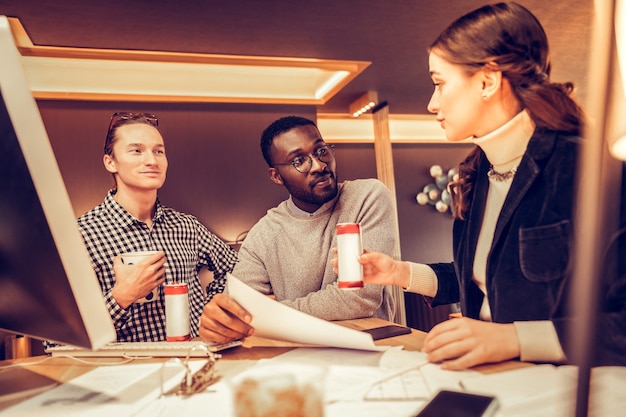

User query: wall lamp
[349,91,378,117]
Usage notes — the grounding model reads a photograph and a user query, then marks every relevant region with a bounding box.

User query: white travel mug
[336,223,364,289]
[164,282,190,341]
[120,250,160,303]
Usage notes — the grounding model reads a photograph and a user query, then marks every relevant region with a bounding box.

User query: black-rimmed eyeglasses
[104,112,158,155]
[273,144,335,174]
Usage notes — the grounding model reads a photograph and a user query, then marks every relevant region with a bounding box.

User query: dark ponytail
[431,2,583,219]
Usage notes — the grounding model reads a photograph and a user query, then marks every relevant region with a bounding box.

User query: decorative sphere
[423,183,437,194]
[423,183,439,204]
[416,192,429,205]
[441,189,452,205]
[435,200,449,213]
[435,174,449,190]
[430,164,443,178]
[448,167,459,182]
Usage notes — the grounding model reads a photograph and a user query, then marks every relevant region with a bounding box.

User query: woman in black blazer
[347,2,618,370]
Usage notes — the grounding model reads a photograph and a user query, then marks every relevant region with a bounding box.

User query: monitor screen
[0,16,115,349]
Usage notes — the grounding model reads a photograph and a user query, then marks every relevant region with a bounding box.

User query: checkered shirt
[77,190,238,342]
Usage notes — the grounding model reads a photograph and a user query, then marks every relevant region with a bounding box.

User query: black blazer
[429,128,581,351]
[428,128,626,365]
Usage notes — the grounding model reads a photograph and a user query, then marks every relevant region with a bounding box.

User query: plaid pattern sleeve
[205,275,227,302]
[76,190,238,342]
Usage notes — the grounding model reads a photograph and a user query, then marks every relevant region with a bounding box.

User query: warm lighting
[6,17,370,104]
[611,135,626,160]
[617,0,626,98]
[317,113,447,143]
[612,0,626,160]
[349,91,378,117]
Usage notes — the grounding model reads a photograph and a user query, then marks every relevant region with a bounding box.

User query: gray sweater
[231,178,396,321]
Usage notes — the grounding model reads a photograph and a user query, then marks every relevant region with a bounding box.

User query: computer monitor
[0,16,115,350]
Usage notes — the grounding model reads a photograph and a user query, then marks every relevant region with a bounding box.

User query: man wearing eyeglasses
[76,112,238,342]
[199,115,396,343]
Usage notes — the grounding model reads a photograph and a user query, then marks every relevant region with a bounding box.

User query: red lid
[336,223,361,235]
[164,282,188,295]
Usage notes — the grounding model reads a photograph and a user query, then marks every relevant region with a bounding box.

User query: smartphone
[414,390,499,417]
[362,324,412,340]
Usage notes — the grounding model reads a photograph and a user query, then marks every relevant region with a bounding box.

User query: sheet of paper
[263,346,384,367]
[378,346,429,369]
[129,379,234,417]
[130,359,441,417]
[587,366,626,417]
[326,400,424,417]
[227,273,386,352]
[325,365,430,403]
[420,363,479,393]
[0,361,203,417]
[258,346,471,405]
[460,364,576,417]
[127,359,256,417]
[324,361,474,405]
[461,365,626,417]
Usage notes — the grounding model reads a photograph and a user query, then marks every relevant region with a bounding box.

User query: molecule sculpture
[416,165,458,214]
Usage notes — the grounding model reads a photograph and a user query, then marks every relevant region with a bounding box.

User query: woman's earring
[481,92,487,99]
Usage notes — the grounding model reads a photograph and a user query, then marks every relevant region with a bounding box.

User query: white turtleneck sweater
[405,110,566,363]
[471,108,533,320]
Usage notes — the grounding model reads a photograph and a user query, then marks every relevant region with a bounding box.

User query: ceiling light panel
[8,17,368,105]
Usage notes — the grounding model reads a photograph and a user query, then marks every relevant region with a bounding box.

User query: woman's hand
[422,317,521,370]
[359,251,410,288]
[331,248,410,287]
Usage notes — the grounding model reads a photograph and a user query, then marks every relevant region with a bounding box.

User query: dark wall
[393,143,474,331]
[37,100,474,333]
[38,101,316,244]
[393,143,474,263]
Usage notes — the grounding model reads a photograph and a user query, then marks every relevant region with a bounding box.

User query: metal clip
[159,344,222,397]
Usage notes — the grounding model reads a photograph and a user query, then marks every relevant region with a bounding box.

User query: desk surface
[0,317,526,411]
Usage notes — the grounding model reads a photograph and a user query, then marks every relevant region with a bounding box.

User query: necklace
[487,165,518,182]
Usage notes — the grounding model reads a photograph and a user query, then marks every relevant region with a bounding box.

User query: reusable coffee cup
[232,363,324,417]
[120,250,160,303]
[336,223,364,289]
[164,282,190,341]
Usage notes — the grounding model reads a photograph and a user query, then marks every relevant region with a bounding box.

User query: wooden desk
[0,317,524,410]
[225,317,427,361]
